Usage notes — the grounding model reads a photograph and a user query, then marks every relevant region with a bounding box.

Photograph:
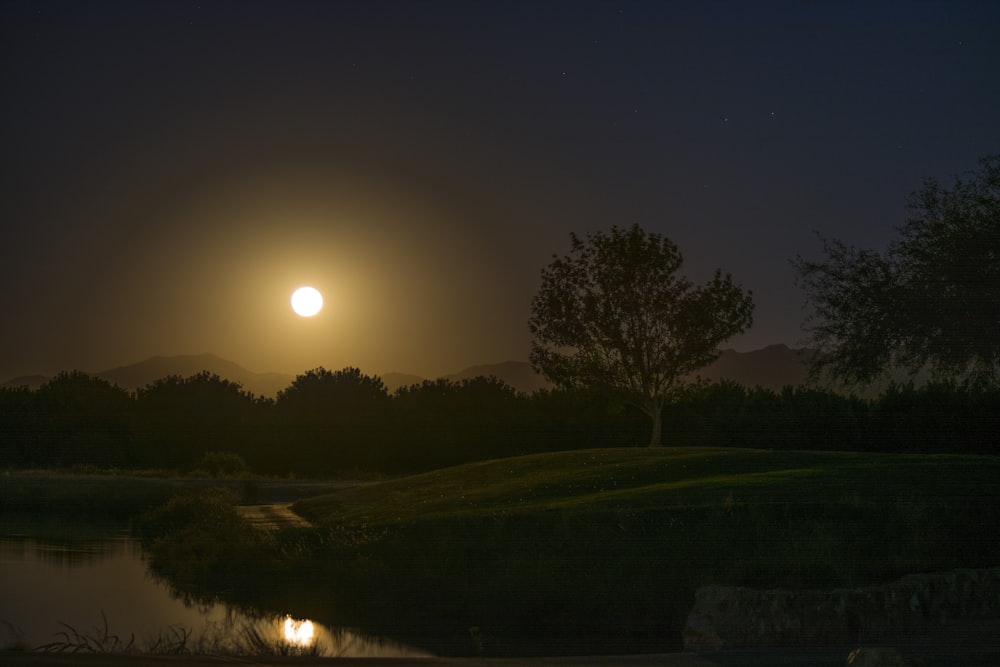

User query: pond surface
[0,517,429,658]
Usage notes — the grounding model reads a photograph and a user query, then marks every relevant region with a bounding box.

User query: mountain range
[1,345,818,397]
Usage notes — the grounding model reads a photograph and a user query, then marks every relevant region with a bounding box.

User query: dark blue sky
[2,0,998,379]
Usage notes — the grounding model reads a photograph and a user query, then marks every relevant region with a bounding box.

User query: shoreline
[3,618,1000,667]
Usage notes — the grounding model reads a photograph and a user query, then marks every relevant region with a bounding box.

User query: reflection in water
[0,518,129,568]
[0,521,429,658]
[283,616,315,647]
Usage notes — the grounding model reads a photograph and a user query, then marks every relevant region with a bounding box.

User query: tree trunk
[648,405,663,447]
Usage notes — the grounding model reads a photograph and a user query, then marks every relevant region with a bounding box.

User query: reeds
[34,612,135,653]
[31,612,325,656]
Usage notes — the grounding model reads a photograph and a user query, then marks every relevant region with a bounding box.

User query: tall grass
[29,611,325,657]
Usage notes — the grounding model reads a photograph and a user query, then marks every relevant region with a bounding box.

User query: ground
[3,618,1000,666]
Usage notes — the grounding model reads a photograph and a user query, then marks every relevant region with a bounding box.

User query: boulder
[846,647,912,666]
[683,566,1000,651]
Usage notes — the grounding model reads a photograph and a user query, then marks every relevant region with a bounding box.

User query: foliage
[390,376,530,468]
[529,224,754,445]
[135,488,270,590]
[133,372,259,469]
[194,451,250,477]
[794,155,1000,387]
[274,367,391,474]
[32,612,325,657]
[26,372,134,467]
[35,611,137,654]
[3,369,999,475]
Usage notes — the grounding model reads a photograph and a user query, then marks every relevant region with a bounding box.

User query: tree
[35,371,133,466]
[392,376,526,466]
[794,155,1000,387]
[529,224,754,446]
[275,367,389,472]
[276,366,388,415]
[134,372,257,469]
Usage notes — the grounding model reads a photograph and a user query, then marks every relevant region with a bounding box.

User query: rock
[845,646,927,666]
[683,566,1000,651]
[682,607,724,651]
[846,647,909,666]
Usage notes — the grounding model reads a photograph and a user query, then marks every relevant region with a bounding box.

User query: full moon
[291,286,323,317]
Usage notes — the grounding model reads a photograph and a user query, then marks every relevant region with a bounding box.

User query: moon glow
[291,286,323,317]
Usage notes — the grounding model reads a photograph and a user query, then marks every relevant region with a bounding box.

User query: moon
[291,286,323,317]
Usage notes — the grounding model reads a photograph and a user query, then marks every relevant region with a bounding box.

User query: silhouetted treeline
[1,369,996,475]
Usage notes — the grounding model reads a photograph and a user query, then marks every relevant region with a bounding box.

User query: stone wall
[683,566,1000,651]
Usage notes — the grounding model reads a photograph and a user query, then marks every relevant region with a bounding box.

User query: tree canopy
[529,224,754,446]
[795,155,1000,387]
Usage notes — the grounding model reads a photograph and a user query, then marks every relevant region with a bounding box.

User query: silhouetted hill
[446,361,554,393]
[0,374,47,390]
[97,354,294,397]
[381,347,819,395]
[694,344,817,390]
[381,372,427,393]
[380,362,552,394]
[2,346,824,397]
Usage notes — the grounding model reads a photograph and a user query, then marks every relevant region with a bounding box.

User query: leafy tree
[529,224,754,446]
[34,371,133,466]
[134,372,256,469]
[275,367,389,472]
[392,376,526,467]
[0,386,35,465]
[794,155,1000,387]
[195,450,251,477]
[276,366,388,415]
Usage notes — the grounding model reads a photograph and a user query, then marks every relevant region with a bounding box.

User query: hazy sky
[2,0,998,380]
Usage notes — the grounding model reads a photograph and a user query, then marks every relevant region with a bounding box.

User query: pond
[0,516,429,658]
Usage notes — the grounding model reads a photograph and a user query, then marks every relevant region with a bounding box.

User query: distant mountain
[0,374,48,390]
[446,360,553,393]
[96,354,294,397]
[381,345,819,395]
[1,346,824,397]
[380,362,552,394]
[380,372,427,393]
[693,344,817,391]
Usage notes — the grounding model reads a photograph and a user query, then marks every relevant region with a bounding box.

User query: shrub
[194,451,251,477]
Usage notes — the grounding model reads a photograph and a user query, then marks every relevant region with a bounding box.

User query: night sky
[2,0,998,381]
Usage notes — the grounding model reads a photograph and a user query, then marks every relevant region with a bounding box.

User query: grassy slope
[290,448,1000,655]
[295,447,998,526]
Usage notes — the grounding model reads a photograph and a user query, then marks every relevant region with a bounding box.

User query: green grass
[295,447,997,524]
[287,447,1000,656]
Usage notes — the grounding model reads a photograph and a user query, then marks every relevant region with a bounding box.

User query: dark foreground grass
[0,471,181,520]
[295,447,999,523]
[286,448,1000,656]
[0,471,359,521]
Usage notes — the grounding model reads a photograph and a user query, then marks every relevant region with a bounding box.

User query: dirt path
[237,503,313,530]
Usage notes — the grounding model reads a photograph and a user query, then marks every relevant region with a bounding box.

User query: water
[0,517,429,657]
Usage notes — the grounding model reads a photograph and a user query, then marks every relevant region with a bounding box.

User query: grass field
[288,447,1000,656]
[295,447,999,524]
